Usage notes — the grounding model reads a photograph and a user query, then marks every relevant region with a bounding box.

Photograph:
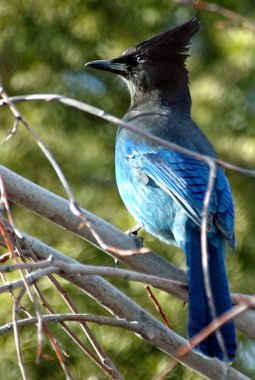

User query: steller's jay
[86,18,236,362]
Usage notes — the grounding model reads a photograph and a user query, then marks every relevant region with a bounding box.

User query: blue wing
[130,148,235,246]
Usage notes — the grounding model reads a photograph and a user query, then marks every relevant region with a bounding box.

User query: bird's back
[119,102,217,157]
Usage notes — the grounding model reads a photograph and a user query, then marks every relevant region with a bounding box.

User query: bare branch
[33,279,123,380]
[51,262,187,297]
[0,267,59,294]
[0,168,254,339]
[0,311,251,379]
[0,165,185,282]
[0,314,141,335]
[0,228,251,379]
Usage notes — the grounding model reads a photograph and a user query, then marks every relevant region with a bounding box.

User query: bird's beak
[85,59,127,76]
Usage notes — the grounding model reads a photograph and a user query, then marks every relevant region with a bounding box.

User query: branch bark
[0,165,254,337]
[1,230,248,379]
[0,166,253,378]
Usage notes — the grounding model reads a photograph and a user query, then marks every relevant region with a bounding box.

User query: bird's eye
[136,55,146,64]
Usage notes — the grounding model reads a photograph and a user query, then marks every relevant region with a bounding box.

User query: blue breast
[115,132,187,245]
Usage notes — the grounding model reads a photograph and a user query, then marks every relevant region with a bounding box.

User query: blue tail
[184,228,236,362]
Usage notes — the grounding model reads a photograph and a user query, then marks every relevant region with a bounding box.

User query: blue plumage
[115,124,236,361]
[87,18,237,361]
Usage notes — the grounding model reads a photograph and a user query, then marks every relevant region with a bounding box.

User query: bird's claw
[126,223,143,236]
[126,223,144,248]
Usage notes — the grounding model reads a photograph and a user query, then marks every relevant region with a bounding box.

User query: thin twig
[0,89,149,261]
[145,285,172,329]
[43,321,74,380]
[52,262,187,296]
[179,304,254,357]
[0,94,254,178]
[172,0,255,31]
[0,225,250,379]
[0,258,55,273]
[13,249,44,364]
[0,117,19,145]
[0,259,187,297]
[13,288,29,380]
[47,275,123,379]
[0,87,76,205]
[0,267,59,294]
[154,294,255,380]
[172,294,255,369]
[0,314,141,335]
[201,159,229,364]
[1,257,254,312]
[33,281,123,380]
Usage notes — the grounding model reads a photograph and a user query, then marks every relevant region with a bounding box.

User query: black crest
[124,18,200,64]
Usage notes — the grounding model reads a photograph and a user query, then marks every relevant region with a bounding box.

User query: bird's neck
[129,86,191,116]
[128,67,191,113]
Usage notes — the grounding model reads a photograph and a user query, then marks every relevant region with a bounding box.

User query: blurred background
[0,0,255,378]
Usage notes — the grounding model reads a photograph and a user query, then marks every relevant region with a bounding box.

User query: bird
[86,18,237,362]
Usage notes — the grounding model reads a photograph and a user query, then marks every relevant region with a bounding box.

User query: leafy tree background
[0,0,255,379]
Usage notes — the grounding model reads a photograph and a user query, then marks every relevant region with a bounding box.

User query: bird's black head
[86,18,200,108]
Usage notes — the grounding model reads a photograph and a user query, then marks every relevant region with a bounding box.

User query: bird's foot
[126,223,144,248]
[126,222,143,236]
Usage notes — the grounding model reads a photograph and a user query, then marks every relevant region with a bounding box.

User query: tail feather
[184,228,236,361]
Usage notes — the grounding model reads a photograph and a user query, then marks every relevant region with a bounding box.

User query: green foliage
[0,1,255,379]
